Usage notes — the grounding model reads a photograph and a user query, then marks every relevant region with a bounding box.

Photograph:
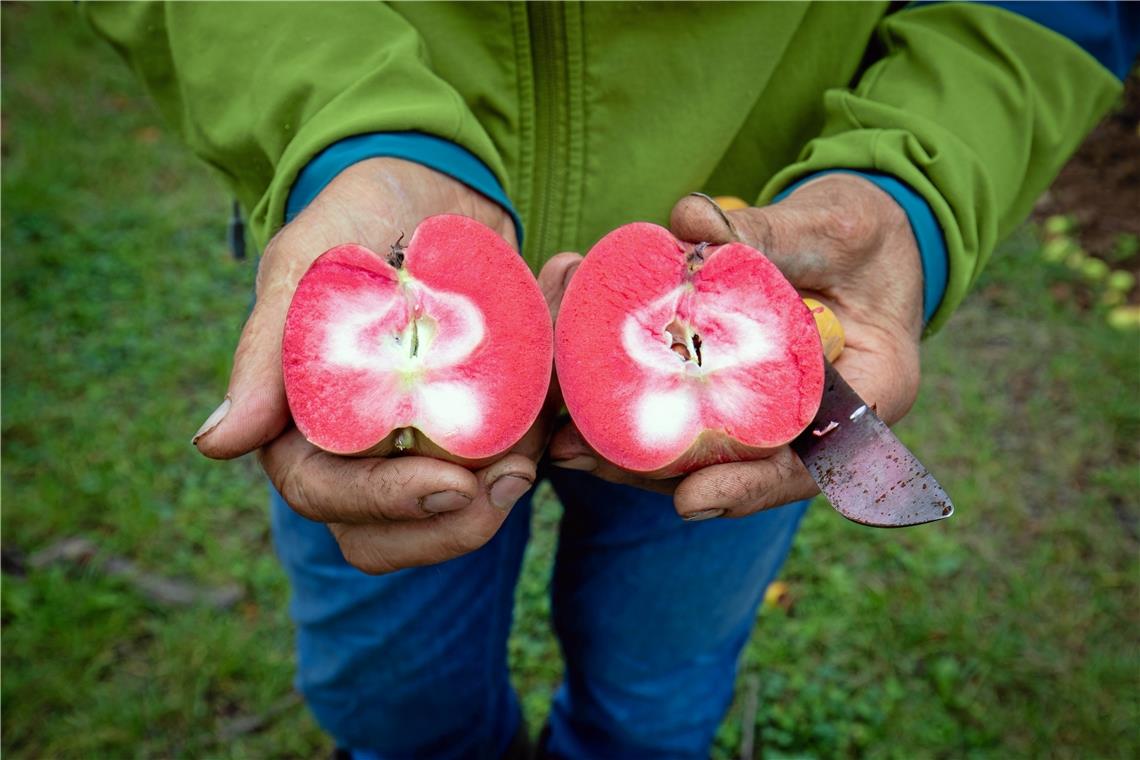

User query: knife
[702,195,953,527]
[790,360,954,528]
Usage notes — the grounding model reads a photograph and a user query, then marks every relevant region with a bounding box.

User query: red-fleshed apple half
[555,222,825,476]
[282,215,553,464]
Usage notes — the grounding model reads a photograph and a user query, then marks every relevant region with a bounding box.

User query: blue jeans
[270,466,808,759]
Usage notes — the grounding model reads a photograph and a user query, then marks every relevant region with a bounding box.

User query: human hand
[192,158,577,572]
[549,173,924,518]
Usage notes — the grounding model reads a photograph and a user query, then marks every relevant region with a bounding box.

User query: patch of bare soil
[1032,70,1139,303]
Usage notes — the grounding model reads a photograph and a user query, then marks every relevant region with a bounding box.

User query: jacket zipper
[526,1,566,264]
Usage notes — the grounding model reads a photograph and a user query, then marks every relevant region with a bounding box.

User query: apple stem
[387,233,407,269]
[686,242,709,274]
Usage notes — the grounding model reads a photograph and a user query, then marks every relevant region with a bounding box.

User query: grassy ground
[3,5,1137,758]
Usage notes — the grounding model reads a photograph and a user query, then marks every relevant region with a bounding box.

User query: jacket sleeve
[758,2,1126,333]
[80,1,511,250]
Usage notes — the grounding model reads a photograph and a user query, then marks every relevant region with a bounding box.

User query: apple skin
[555,222,825,478]
[282,215,553,466]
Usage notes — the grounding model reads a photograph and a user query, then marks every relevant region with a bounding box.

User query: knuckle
[819,205,878,250]
[253,235,290,294]
[774,457,813,501]
[274,461,310,514]
[368,459,431,521]
[361,459,402,519]
[270,447,324,520]
[740,212,777,252]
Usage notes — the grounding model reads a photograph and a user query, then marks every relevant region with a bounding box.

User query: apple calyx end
[393,427,416,452]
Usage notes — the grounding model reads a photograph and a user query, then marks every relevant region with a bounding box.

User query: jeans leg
[269,486,533,760]
[543,469,808,760]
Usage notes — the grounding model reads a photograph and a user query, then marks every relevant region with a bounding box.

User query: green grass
[3,5,1137,758]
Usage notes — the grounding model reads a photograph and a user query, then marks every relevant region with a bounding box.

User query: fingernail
[421,490,472,514]
[551,455,597,472]
[490,475,533,511]
[683,508,725,522]
[688,192,739,240]
[192,398,231,445]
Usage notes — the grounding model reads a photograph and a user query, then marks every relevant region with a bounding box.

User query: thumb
[537,251,583,322]
[192,296,291,460]
[669,192,832,291]
[669,192,741,246]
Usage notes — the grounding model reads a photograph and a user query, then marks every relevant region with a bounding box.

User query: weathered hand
[550,173,924,518]
[192,158,576,572]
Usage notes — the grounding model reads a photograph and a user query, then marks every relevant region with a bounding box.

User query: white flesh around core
[321,271,486,440]
[620,285,782,447]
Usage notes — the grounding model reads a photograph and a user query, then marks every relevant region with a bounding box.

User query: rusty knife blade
[791,361,954,528]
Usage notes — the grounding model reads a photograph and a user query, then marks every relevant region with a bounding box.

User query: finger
[671,174,908,291]
[331,454,538,574]
[549,422,680,495]
[189,170,420,460]
[331,497,508,575]
[192,231,318,460]
[670,192,836,291]
[479,452,540,511]
[669,192,740,245]
[537,252,583,320]
[259,428,480,523]
[193,295,294,460]
[673,447,819,519]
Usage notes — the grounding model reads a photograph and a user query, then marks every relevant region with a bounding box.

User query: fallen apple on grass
[282,215,552,465]
[555,222,840,477]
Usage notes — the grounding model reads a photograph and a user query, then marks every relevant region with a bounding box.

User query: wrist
[284,132,523,243]
[295,156,516,252]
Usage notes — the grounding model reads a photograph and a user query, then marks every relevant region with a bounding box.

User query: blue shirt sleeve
[773,171,948,326]
[285,132,524,245]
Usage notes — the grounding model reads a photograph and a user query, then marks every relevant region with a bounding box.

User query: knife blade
[790,361,954,528]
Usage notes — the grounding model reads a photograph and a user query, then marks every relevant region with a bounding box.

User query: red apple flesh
[282,215,552,464]
[555,222,824,477]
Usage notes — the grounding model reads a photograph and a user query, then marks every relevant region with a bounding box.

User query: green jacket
[83,1,1122,332]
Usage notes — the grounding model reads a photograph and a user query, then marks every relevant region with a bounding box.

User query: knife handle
[803,298,844,363]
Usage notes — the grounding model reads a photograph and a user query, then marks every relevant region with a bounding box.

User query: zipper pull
[227,200,246,261]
